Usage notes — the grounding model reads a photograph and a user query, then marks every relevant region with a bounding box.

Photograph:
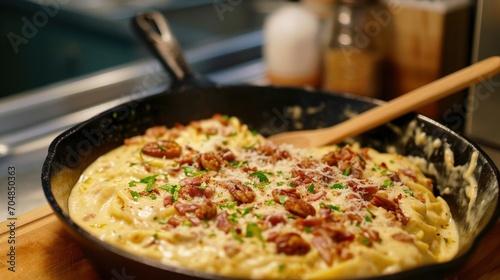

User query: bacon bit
[138,188,160,196]
[188,216,202,226]
[266,215,287,226]
[284,198,316,218]
[167,216,183,228]
[322,224,355,242]
[361,228,381,247]
[306,190,326,202]
[145,126,168,137]
[174,202,200,216]
[189,121,202,133]
[178,174,214,199]
[216,211,232,233]
[83,213,95,221]
[199,151,222,171]
[321,167,335,184]
[266,231,280,242]
[174,122,185,130]
[381,162,388,169]
[392,232,414,243]
[301,217,325,228]
[277,150,291,161]
[311,226,354,265]
[349,183,378,201]
[212,113,229,125]
[218,148,235,162]
[359,148,371,160]
[178,185,214,200]
[142,163,152,173]
[370,193,397,211]
[291,169,313,186]
[388,173,401,182]
[204,127,218,136]
[241,165,258,172]
[351,168,363,179]
[370,193,409,225]
[298,158,319,169]
[346,213,363,223]
[224,243,240,257]
[322,152,337,166]
[195,200,217,220]
[272,188,301,203]
[254,146,291,163]
[275,233,311,255]
[319,208,333,220]
[175,156,194,165]
[322,147,366,170]
[311,233,334,265]
[400,169,417,182]
[163,195,173,207]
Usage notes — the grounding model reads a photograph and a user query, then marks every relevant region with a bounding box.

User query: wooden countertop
[1,205,499,280]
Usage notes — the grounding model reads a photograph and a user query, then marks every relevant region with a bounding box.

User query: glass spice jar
[322,0,390,98]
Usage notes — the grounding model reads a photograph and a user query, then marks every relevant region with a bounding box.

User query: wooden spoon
[268,56,500,148]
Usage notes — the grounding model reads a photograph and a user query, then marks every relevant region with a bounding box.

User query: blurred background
[0,0,499,218]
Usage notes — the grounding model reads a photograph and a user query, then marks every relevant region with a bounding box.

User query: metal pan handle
[133,11,214,89]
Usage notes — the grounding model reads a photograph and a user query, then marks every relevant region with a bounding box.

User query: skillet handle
[133,11,214,89]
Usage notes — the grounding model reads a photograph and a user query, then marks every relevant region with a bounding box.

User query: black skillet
[41,11,500,280]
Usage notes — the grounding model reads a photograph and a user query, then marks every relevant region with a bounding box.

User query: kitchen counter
[0,205,498,280]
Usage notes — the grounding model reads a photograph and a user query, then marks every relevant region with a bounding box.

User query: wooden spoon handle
[320,56,500,145]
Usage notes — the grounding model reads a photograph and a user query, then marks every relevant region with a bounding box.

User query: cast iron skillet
[41,12,500,280]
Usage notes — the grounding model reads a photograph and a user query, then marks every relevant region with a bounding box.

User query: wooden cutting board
[1,205,499,280]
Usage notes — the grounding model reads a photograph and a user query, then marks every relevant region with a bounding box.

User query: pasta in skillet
[69,115,458,279]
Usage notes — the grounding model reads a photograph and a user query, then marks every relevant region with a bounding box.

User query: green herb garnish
[250,171,269,182]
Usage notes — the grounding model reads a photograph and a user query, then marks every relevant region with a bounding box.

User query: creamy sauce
[69,116,459,279]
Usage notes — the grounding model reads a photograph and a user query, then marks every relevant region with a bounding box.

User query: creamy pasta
[69,115,458,279]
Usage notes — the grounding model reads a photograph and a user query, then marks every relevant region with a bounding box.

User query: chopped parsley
[158,184,182,202]
[343,166,351,176]
[229,160,248,168]
[264,200,276,206]
[250,130,259,136]
[307,184,315,193]
[360,236,371,245]
[182,166,208,177]
[276,181,285,186]
[229,228,243,243]
[404,189,414,196]
[329,183,347,189]
[305,226,312,233]
[289,182,295,188]
[383,179,393,187]
[278,195,288,204]
[237,205,254,217]
[320,202,340,211]
[250,171,270,182]
[229,213,239,223]
[195,182,207,190]
[278,264,286,273]
[245,223,264,243]
[130,191,140,201]
[218,201,237,210]
[365,215,372,222]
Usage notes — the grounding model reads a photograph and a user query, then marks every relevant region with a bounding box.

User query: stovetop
[0,0,273,221]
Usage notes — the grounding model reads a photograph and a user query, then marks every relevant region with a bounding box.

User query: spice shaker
[322,0,389,98]
[264,2,321,88]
